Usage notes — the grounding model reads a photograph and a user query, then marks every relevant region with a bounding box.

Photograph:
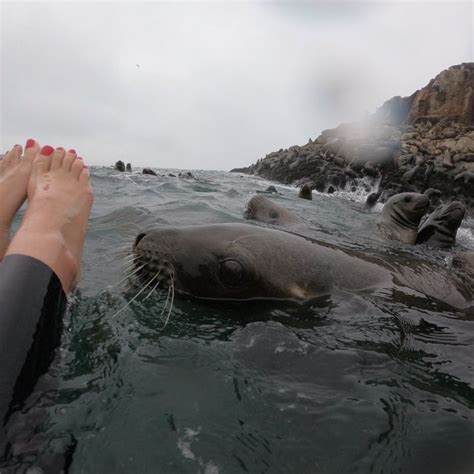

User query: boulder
[231,63,474,210]
[408,63,474,124]
[142,168,157,176]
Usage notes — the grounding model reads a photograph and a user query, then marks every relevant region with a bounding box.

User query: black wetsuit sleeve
[0,254,66,430]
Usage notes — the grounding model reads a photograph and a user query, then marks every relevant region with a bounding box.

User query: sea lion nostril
[134,233,147,248]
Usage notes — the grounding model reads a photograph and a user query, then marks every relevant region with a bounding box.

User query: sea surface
[29,169,474,473]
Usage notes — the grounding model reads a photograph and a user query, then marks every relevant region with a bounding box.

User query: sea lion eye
[219,259,244,287]
[404,196,411,203]
[269,210,279,219]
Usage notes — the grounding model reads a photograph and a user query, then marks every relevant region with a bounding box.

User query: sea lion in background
[365,192,381,209]
[244,195,304,226]
[378,192,430,244]
[452,251,474,296]
[298,184,312,200]
[453,251,474,270]
[423,188,442,211]
[133,223,471,309]
[255,185,278,195]
[416,201,466,248]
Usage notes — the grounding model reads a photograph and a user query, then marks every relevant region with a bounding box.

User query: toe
[71,156,85,178]
[32,145,55,175]
[50,147,66,170]
[23,138,40,163]
[3,145,21,165]
[62,149,77,172]
[79,166,91,185]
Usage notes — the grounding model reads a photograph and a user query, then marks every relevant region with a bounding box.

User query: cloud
[1,1,472,170]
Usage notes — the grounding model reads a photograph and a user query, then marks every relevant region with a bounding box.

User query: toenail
[78,156,83,160]
[68,149,76,154]
[25,138,36,149]
[40,145,55,156]
[56,147,65,151]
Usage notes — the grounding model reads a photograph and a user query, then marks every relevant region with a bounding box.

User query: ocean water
[31,169,474,473]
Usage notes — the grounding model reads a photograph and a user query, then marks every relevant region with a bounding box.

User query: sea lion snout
[413,194,430,211]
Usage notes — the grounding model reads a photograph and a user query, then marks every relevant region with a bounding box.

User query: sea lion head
[382,192,430,229]
[244,195,301,226]
[298,184,312,200]
[132,223,311,300]
[416,201,466,247]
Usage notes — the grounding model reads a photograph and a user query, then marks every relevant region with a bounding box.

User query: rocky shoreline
[231,63,474,211]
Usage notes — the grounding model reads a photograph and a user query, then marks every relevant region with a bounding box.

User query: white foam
[176,427,219,473]
[457,226,474,249]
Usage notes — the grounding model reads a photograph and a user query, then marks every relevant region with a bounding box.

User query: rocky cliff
[232,63,474,209]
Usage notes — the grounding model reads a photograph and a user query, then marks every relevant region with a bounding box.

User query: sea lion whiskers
[228,233,264,246]
[112,272,161,318]
[161,274,175,329]
[112,262,148,288]
[122,254,137,265]
[143,271,162,300]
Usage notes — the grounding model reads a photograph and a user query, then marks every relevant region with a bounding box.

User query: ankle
[6,228,78,293]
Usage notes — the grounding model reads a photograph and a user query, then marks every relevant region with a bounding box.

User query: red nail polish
[40,145,54,156]
[56,147,65,151]
[78,156,83,160]
[68,149,76,154]
[25,139,35,149]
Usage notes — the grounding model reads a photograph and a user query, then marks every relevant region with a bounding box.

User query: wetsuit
[0,254,68,470]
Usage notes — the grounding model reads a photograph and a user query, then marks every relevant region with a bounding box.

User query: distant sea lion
[256,185,278,195]
[453,251,474,272]
[365,192,381,209]
[133,223,471,308]
[452,251,474,295]
[379,192,430,244]
[298,184,312,200]
[416,201,466,248]
[423,188,442,211]
[454,171,474,184]
[244,195,303,226]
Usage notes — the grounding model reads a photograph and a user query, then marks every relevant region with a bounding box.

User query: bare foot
[0,139,39,259]
[6,146,94,292]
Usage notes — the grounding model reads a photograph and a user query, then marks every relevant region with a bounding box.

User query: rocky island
[232,63,474,209]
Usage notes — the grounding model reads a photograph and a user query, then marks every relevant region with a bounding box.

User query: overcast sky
[1,1,472,170]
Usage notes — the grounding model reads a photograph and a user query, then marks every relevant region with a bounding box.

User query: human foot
[6,146,94,292]
[0,139,39,259]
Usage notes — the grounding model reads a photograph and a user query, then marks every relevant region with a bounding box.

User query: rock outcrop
[231,63,474,209]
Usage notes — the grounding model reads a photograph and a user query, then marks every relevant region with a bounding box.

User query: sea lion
[365,192,381,209]
[423,188,442,211]
[244,195,303,226]
[454,171,474,184]
[379,192,430,244]
[416,201,466,248]
[132,223,471,308]
[298,184,312,200]
[452,251,474,296]
[255,185,278,195]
